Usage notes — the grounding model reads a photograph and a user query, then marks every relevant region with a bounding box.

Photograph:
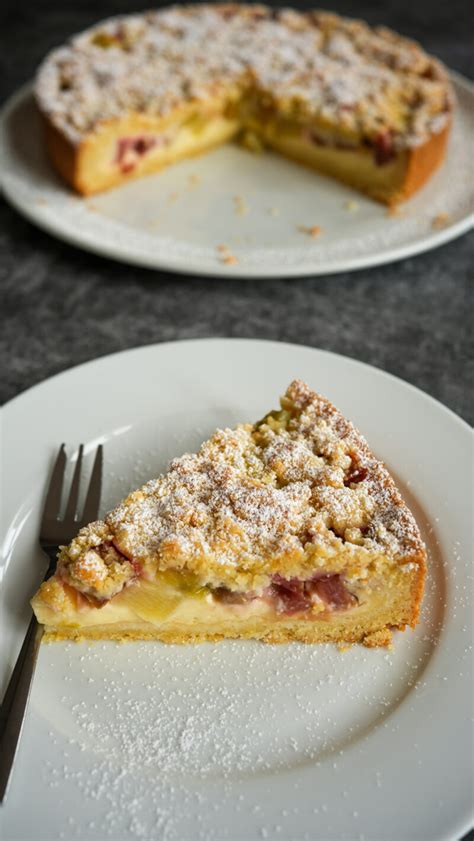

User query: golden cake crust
[35,4,453,202]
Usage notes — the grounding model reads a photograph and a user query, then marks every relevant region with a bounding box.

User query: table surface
[0,3,473,840]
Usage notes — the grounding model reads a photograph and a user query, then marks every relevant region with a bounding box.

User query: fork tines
[40,444,103,547]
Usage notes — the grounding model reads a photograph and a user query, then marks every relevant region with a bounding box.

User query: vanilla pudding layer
[62,100,411,201]
[32,561,419,646]
[265,130,409,203]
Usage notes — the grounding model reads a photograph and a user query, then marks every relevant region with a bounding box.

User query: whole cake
[32,380,426,647]
[35,4,453,203]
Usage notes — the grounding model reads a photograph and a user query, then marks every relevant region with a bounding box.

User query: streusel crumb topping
[36,4,452,148]
[58,380,424,595]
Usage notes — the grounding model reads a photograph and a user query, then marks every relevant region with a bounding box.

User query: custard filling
[32,557,413,632]
[111,100,403,179]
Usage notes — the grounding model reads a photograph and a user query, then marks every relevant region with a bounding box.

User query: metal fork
[0,443,103,803]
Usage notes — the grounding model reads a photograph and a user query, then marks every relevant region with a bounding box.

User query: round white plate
[1,76,473,278]
[1,339,472,841]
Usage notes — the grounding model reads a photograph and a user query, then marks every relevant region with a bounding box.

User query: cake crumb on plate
[234,195,249,216]
[216,244,239,265]
[431,212,450,229]
[386,205,404,218]
[222,253,239,265]
[297,225,322,238]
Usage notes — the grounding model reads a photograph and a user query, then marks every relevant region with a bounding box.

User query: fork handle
[0,614,44,803]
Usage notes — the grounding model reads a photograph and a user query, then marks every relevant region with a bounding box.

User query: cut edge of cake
[41,108,451,205]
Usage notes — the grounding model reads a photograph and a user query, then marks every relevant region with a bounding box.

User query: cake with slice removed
[32,380,426,647]
[34,4,453,203]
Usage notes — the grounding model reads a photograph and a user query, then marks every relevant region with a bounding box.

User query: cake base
[42,620,399,647]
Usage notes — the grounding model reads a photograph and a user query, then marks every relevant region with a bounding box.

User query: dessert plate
[0,74,473,278]
[1,338,472,841]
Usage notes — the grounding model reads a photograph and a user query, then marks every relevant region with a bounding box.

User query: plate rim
[1,338,473,841]
[1,74,473,279]
[2,337,472,439]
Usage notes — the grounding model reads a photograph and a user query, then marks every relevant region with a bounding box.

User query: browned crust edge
[42,109,451,204]
[407,547,427,628]
[386,121,451,205]
[43,117,81,191]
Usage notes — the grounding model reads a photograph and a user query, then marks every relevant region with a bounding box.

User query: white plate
[0,76,473,278]
[1,339,472,841]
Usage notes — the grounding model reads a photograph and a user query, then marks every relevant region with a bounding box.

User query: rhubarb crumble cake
[35,4,453,204]
[32,381,426,647]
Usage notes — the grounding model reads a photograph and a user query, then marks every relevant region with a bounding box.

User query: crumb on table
[233,195,249,216]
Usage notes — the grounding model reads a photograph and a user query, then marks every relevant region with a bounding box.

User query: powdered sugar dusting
[93,379,424,591]
[31,519,457,840]
[35,4,451,147]
[37,638,429,839]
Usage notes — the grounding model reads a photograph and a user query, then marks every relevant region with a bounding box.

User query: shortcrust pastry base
[42,620,398,647]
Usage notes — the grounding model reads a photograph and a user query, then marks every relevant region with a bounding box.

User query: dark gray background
[0,2,473,839]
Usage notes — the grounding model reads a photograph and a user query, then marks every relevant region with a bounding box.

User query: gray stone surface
[1,0,473,430]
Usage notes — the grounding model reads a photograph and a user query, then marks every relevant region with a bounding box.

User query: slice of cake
[35,5,453,204]
[32,381,426,647]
